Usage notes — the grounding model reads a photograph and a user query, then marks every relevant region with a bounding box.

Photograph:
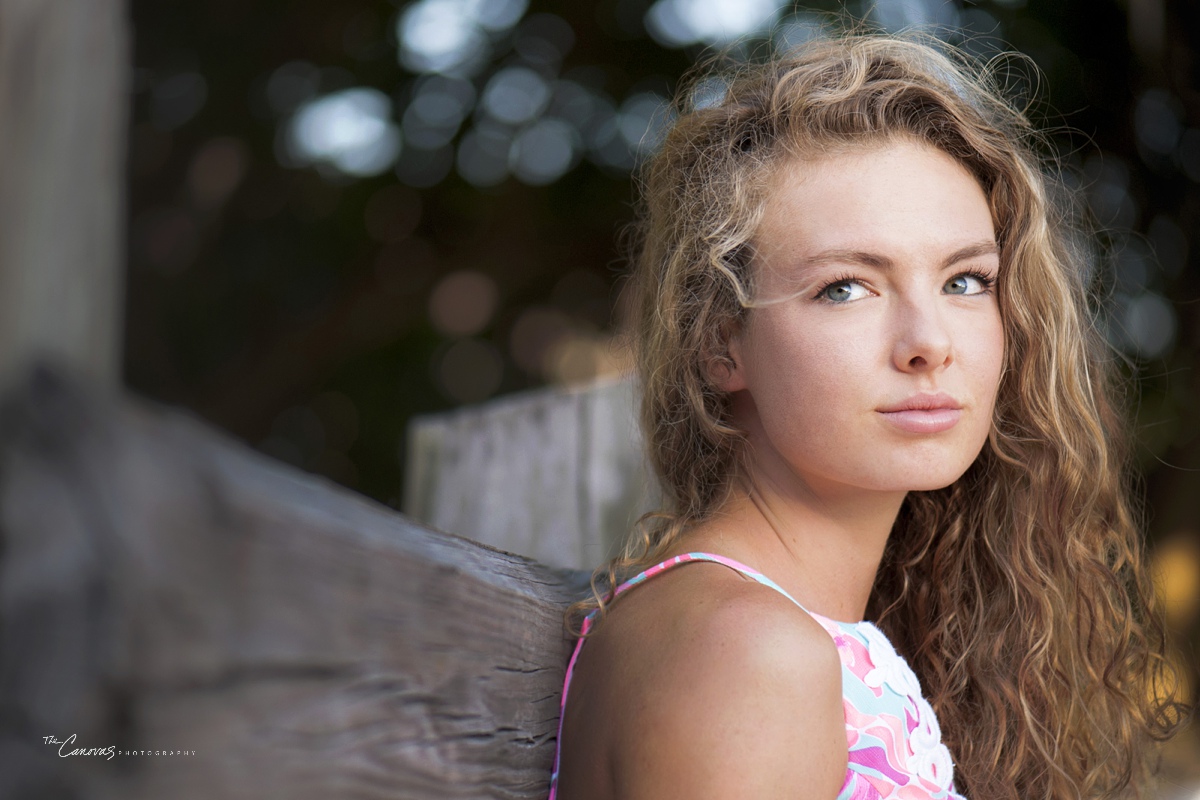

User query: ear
[706,320,748,393]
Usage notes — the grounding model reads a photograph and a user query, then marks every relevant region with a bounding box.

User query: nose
[891,296,954,373]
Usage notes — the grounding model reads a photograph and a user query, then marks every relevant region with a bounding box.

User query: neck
[689,458,904,624]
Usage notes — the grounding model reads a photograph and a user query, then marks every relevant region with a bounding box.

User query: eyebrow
[798,239,1000,271]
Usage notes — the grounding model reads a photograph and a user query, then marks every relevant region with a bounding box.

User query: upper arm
[612,597,847,800]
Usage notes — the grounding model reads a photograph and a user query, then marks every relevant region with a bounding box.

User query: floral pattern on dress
[858,622,923,700]
[547,552,968,800]
[808,613,964,800]
[910,696,956,790]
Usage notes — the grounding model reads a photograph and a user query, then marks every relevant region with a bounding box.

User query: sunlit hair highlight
[566,31,1186,799]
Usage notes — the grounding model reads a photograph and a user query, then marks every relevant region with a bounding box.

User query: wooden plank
[0,0,128,388]
[0,360,590,799]
[404,377,661,571]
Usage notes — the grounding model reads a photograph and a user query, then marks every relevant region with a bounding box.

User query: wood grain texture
[0,361,591,799]
[404,377,662,571]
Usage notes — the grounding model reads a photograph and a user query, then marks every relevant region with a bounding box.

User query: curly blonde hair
[566,32,1187,799]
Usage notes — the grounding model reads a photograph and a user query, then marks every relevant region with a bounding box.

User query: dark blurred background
[122,0,1199,778]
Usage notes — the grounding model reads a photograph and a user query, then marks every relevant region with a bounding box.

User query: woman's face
[719,138,1005,498]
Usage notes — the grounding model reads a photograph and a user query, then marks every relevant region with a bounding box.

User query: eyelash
[812,269,998,303]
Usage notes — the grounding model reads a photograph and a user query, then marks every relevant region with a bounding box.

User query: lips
[877,393,963,433]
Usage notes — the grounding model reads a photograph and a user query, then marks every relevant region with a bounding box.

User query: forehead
[753,139,996,270]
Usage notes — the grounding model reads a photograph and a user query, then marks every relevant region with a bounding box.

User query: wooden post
[404,377,661,571]
[0,360,589,799]
[0,0,129,390]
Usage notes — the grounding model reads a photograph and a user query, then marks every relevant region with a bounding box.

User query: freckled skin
[723,140,1006,500]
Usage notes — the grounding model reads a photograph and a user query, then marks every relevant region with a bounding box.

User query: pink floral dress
[548,552,967,800]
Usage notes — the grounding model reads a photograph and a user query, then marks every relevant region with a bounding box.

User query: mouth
[876,393,963,434]
[878,408,962,433]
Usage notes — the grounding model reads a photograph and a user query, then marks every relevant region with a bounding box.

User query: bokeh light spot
[511,118,579,185]
[1084,155,1138,230]
[398,0,488,75]
[482,66,552,126]
[403,74,476,149]
[773,16,826,53]
[509,306,572,376]
[470,0,528,31]
[1123,291,1176,358]
[287,88,401,177]
[582,96,632,171]
[1135,88,1184,156]
[645,0,784,47]
[688,76,729,111]
[397,0,528,76]
[1113,237,1153,293]
[549,80,603,129]
[618,91,673,154]
[1153,536,1200,630]
[871,0,960,35]
[546,331,626,385]
[187,137,250,209]
[151,71,208,130]
[429,270,500,336]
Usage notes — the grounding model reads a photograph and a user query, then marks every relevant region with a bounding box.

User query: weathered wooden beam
[404,377,661,571]
[0,360,589,799]
[0,0,129,388]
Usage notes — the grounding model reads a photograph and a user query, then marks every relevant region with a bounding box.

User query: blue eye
[818,279,871,303]
[944,272,995,295]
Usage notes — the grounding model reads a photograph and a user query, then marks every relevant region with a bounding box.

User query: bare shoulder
[598,564,848,799]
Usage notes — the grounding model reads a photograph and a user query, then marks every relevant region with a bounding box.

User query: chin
[907,461,981,492]
[885,440,988,493]
[867,461,975,494]
[901,476,964,492]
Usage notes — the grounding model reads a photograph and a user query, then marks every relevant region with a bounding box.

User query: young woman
[548,34,1184,800]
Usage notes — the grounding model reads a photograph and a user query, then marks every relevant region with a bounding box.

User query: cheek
[969,313,1006,402]
[952,310,1005,457]
[750,317,875,416]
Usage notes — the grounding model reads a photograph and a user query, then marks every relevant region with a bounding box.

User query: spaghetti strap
[547,551,814,799]
[610,551,815,614]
